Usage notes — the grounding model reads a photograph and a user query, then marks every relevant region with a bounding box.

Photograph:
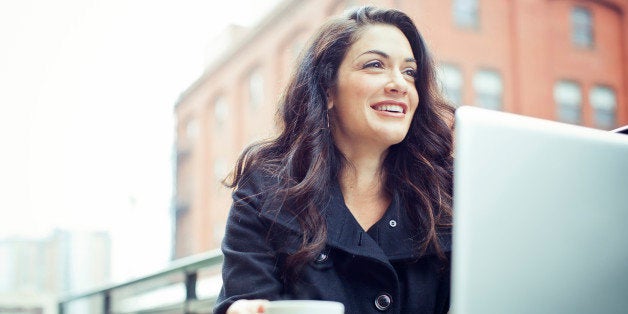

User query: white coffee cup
[265,300,344,314]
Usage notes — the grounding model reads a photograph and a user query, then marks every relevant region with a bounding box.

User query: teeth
[374,104,404,113]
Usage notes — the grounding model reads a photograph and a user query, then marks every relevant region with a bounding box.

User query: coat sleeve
[436,253,451,314]
[213,173,284,314]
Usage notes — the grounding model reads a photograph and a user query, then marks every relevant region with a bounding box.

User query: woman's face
[329,24,419,152]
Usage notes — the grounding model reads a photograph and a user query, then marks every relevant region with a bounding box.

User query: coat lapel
[257,179,451,262]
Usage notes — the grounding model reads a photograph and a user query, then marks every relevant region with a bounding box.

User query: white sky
[0,0,280,283]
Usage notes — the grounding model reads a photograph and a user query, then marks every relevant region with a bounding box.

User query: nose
[385,70,408,95]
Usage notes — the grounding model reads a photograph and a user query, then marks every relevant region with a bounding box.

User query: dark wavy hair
[226,6,454,283]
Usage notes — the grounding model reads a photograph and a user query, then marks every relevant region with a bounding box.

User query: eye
[403,68,417,78]
[363,60,384,69]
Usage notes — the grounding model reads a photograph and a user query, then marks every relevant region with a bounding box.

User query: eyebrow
[358,49,417,64]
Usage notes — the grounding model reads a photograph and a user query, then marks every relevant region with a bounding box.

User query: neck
[337,145,388,199]
[335,144,391,230]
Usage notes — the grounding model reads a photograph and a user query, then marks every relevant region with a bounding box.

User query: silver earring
[326,111,330,129]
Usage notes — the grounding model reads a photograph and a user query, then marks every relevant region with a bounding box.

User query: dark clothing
[214,171,451,314]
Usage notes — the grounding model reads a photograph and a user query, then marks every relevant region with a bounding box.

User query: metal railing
[58,249,224,314]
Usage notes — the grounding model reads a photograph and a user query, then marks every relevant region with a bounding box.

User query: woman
[215,6,454,314]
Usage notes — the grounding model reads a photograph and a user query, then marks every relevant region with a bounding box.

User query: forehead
[347,24,414,59]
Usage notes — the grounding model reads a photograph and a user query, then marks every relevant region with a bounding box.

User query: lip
[370,100,408,115]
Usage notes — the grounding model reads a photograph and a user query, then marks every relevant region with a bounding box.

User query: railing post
[184,271,198,313]
[104,291,111,314]
[58,301,64,314]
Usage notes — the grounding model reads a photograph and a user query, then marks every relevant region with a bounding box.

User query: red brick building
[173,0,628,259]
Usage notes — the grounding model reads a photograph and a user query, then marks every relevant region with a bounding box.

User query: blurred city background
[2,0,626,313]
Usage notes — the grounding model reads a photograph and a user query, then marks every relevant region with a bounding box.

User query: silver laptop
[451,106,628,314]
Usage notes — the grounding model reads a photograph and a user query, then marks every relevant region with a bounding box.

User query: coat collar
[259,179,451,262]
[323,183,416,261]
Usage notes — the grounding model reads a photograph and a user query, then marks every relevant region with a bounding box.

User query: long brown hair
[226,6,454,282]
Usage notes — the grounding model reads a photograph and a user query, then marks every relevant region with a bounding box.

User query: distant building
[0,230,111,313]
[173,0,628,259]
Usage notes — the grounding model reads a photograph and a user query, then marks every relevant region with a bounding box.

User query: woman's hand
[226,299,270,314]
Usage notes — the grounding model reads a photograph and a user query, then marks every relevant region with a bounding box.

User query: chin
[380,133,408,147]
[372,124,411,147]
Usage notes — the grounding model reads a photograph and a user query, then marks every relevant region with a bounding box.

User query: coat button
[389,220,397,227]
[315,252,328,263]
[374,293,392,311]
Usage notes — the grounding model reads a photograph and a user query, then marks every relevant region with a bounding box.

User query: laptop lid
[451,106,628,314]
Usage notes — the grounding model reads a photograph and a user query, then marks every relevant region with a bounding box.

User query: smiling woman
[215,6,454,314]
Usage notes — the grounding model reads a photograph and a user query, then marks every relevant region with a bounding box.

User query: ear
[326,89,334,109]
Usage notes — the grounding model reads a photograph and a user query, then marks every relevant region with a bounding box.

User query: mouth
[370,101,408,114]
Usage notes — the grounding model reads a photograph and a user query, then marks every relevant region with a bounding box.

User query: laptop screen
[451,106,628,314]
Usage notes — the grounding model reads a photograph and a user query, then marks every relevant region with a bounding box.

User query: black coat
[214,171,451,314]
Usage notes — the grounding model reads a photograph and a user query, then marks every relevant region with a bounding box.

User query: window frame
[473,68,503,111]
[571,6,594,48]
[438,63,464,107]
[589,85,617,129]
[248,67,264,110]
[453,0,480,29]
[553,80,583,125]
[213,95,229,130]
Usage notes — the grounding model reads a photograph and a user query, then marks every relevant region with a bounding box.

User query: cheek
[346,78,373,98]
[410,88,420,111]
[337,79,373,109]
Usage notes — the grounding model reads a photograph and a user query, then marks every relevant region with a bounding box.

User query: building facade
[173,0,628,259]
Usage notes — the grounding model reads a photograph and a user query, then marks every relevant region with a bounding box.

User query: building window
[554,80,582,124]
[589,85,616,129]
[292,38,305,61]
[439,63,464,107]
[572,7,593,48]
[453,0,479,28]
[249,69,264,110]
[213,223,226,243]
[213,157,228,180]
[185,119,198,141]
[214,96,229,129]
[473,69,503,110]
